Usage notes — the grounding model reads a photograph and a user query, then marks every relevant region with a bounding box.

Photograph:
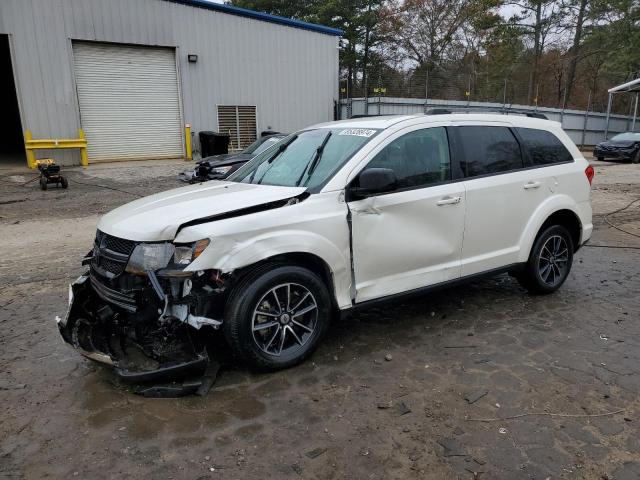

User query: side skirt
[340,263,525,319]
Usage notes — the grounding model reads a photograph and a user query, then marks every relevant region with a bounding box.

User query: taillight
[585,165,595,186]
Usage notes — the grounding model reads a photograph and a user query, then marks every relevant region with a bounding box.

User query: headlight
[125,243,175,275]
[211,165,233,176]
[173,239,210,267]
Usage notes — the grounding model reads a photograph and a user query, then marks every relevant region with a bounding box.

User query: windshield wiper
[296,131,332,187]
[250,135,297,184]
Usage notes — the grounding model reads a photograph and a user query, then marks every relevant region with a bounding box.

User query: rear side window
[516,128,574,166]
[456,126,523,178]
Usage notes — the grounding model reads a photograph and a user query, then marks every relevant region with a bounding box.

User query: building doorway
[0,35,25,167]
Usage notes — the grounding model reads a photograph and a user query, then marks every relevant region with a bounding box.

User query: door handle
[436,196,461,206]
[524,181,542,190]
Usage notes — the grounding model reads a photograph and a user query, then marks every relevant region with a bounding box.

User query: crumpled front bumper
[58,274,210,383]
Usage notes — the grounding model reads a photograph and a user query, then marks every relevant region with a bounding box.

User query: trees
[230,0,639,112]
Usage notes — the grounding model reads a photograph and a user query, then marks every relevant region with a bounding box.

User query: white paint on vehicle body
[97,114,593,310]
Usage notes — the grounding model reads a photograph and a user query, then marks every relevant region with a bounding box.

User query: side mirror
[350,168,398,199]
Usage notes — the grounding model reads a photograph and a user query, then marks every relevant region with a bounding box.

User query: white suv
[59,114,594,376]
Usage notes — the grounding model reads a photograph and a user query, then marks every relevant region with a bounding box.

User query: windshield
[228,128,379,189]
[611,132,640,141]
[250,136,284,156]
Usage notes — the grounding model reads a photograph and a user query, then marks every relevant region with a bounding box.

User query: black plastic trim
[342,263,524,316]
[90,273,138,312]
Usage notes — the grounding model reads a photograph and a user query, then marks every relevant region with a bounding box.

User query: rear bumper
[58,274,210,382]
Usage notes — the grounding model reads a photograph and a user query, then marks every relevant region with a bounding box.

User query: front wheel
[224,265,332,371]
[517,225,574,294]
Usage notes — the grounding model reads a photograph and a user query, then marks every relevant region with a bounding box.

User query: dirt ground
[1,157,639,480]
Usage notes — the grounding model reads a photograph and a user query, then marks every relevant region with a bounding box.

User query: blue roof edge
[168,0,344,36]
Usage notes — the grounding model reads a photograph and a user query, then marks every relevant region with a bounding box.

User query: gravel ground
[1,157,639,480]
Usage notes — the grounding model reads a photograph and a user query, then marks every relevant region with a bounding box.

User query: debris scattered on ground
[196,360,221,396]
[465,467,484,479]
[464,390,488,405]
[467,409,625,422]
[235,449,246,467]
[0,383,26,391]
[305,447,327,459]
[377,401,392,409]
[384,353,393,361]
[291,463,303,475]
[437,438,467,457]
[396,401,411,416]
[498,428,508,434]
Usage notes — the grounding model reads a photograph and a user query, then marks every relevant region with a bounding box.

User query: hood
[597,140,636,148]
[200,153,254,167]
[98,181,306,241]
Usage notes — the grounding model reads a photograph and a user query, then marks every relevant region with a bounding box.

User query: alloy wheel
[537,235,569,287]
[251,283,318,356]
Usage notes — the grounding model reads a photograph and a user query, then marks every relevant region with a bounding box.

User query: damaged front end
[58,231,226,390]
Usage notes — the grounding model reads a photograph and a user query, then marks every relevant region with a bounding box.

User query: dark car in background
[179,134,287,183]
[594,132,640,163]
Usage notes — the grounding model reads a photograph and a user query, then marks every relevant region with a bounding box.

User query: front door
[348,126,466,303]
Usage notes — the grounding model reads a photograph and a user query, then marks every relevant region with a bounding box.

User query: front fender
[517,194,583,263]
[190,229,352,309]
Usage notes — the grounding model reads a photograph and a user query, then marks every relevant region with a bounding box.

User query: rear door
[348,125,466,303]
[450,124,548,276]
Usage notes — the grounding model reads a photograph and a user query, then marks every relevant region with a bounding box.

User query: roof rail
[423,107,549,120]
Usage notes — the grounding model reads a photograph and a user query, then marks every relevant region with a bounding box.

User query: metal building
[0,0,341,167]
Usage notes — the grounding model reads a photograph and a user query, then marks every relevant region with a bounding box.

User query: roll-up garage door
[73,42,183,162]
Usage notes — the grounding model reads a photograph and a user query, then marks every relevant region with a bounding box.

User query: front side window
[362,127,451,189]
[456,126,523,178]
[229,128,378,189]
[516,128,574,166]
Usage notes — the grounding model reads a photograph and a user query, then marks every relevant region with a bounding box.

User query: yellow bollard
[185,124,192,161]
[78,129,89,167]
[24,130,37,169]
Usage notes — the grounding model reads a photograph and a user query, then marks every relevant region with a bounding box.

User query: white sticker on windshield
[339,128,376,138]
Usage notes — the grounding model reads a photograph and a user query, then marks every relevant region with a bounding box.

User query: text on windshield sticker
[339,129,376,138]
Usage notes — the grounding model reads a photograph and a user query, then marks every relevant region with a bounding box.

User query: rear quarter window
[516,128,574,166]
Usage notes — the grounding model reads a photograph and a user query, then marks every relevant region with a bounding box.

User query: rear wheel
[224,265,331,371]
[39,177,47,190]
[632,150,640,164]
[60,176,68,189]
[517,225,574,294]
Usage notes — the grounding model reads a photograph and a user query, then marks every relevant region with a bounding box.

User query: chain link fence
[338,69,640,146]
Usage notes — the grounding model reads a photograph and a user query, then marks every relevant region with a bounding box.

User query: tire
[224,264,332,371]
[597,156,604,161]
[60,176,68,189]
[40,177,47,191]
[517,225,574,295]
[632,150,640,164]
